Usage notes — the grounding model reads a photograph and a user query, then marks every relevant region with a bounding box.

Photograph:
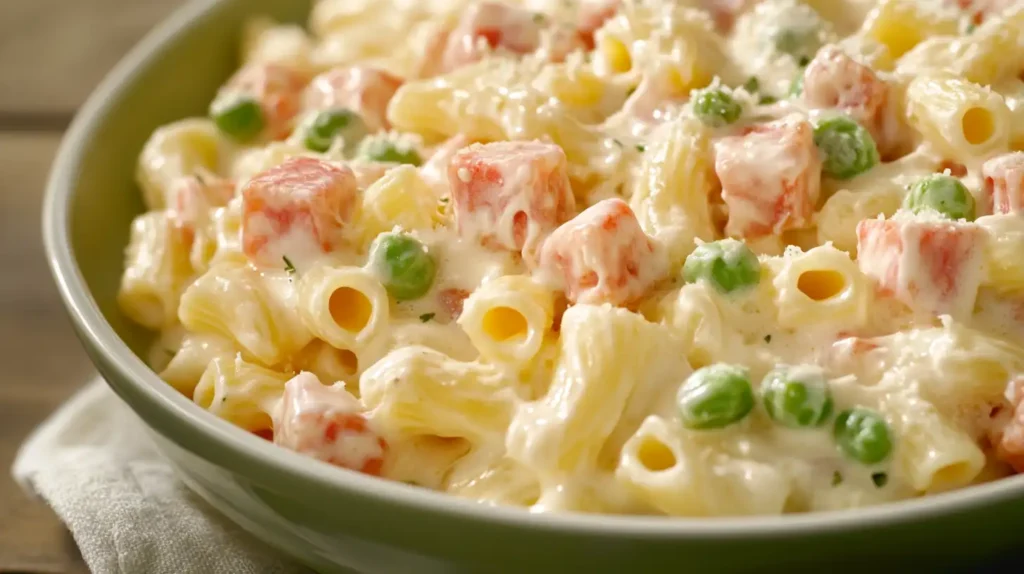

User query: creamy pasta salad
[120,0,1024,516]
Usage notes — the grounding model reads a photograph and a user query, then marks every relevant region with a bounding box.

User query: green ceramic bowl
[42,0,1024,571]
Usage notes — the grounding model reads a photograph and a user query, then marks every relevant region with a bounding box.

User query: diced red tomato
[575,0,620,49]
[982,152,1024,215]
[168,173,235,244]
[440,2,585,72]
[448,140,575,262]
[304,66,403,132]
[241,157,358,267]
[221,63,308,140]
[274,373,387,475]
[536,198,667,306]
[856,214,985,317]
[801,46,893,154]
[438,288,472,321]
[714,114,822,238]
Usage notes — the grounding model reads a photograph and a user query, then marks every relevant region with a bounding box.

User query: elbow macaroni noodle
[119,0,1024,517]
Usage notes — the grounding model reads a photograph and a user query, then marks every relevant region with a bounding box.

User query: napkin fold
[12,378,309,574]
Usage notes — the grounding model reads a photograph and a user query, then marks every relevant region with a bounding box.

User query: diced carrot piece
[537,198,667,305]
[801,46,893,154]
[448,140,575,261]
[440,2,584,72]
[438,288,472,321]
[856,213,985,318]
[221,63,308,139]
[982,152,1024,215]
[304,66,403,132]
[241,157,358,267]
[274,373,387,475]
[714,114,822,238]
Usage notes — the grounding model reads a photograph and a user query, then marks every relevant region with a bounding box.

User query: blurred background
[0,1,178,571]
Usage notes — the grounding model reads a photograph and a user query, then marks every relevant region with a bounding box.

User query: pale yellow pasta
[241,17,316,71]
[857,0,959,61]
[446,448,542,507]
[160,333,238,396]
[118,212,195,330]
[885,395,986,493]
[976,215,1024,292]
[193,354,292,431]
[296,264,389,352]
[816,187,903,255]
[905,73,1011,159]
[178,261,312,365]
[616,416,791,516]
[137,119,225,210]
[381,435,473,490]
[630,117,716,271]
[209,196,246,267]
[360,345,516,443]
[506,305,681,491]
[290,339,362,388]
[358,165,441,245]
[768,244,870,330]
[458,275,554,365]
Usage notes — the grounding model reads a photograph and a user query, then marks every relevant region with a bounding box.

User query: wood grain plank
[0,133,92,574]
[0,0,181,117]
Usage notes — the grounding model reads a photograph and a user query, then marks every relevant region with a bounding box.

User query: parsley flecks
[764,334,772,343]
[743,76,760,93]
[831,471,843,486]
[532,12,547,23]
[419,312,436,323]
[798,55,811,67]
[439,196,450,204]
[626,86,637,97]
[871,472,888,488]
[283,255,297,274]
[612,138,624,148]
[636,143,646,152]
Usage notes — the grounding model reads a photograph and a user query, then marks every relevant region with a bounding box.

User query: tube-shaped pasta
[615,416,791,516]
[209,196,247,267]
[159,333,237,396]
[137,119,225,210]
[858,0,959,61]
[769,244,869,330]
[630,117,716,271]
[885,396,986,493]
[178,261,312,365]
[297,264,389,352]
[905,73,1011,159]
[381,435,472,490]
[193,354,292,431]
[976,215,1024,292]
[118,212,195,330]
[289,339,361,388]
[446,447,541,507]
[358,165,441,246]
[359,345,515,443]
[506,304,681,479]
[816,186,903,256]
[458,275,554,365]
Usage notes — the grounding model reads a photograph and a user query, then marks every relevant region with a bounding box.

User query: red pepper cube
[448,140,575,261]
[982,152,1024,215]
[714,114,822,238]
[274,373,387,475]
[304,66,404,132]
[219,63,308,140]
[537,198,667,306]
[241,157,358,267]
[856,213,985,318]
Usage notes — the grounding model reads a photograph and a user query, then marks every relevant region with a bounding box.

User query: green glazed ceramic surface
[42,1,1024,571]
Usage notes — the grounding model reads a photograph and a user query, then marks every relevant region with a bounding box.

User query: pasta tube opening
[329,287,374,333]
[636,437,678,472]
[482,307,529,342]
[796,269,848,301]
[962,107,996,147]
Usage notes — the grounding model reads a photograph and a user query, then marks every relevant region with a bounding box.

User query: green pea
[303,108,367,153]
[369,233,436,301]
[210,95,264,141]
[789,69,805,97]
[692,89,742,127]
[762,366,834,428]
[813,116,880,180]
[772,26,821,62]
[904,174,976,221]
[678,364,755,430]
[358,137,423,166]
[682,239,761,295]
[833,408,893,465]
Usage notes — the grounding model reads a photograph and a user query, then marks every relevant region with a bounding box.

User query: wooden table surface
[0,1,179,571]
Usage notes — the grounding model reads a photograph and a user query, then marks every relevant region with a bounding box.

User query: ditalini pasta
[120,0,1024,517]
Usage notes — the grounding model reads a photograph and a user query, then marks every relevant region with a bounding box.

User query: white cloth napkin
[12,378,311,574]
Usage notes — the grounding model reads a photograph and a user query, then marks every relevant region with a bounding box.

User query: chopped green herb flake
[626,86,637,97]
[533,12,546,23]
[439,197,450,204]
[283,256,297,274]
[759,94,778,105]
[798,55,811,67]
[613,138,624,147]
[636,143,646,152]
[419,312,436,323]
[764,334,772,343]
[742,76,760,93]
[832,471,843,486]
[871,472,888,488]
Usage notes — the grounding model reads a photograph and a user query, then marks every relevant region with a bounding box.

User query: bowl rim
[42,0,1024,539]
